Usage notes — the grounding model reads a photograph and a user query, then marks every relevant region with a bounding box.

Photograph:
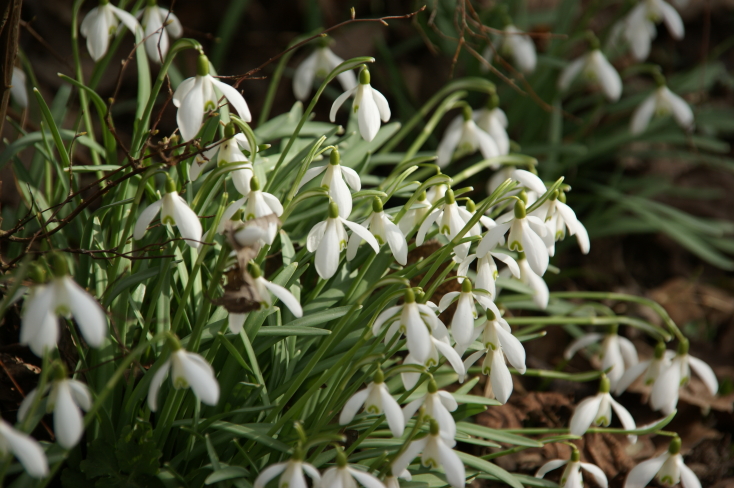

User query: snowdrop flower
[532,191,590,256]
[570,375,637,442]
[436,106,500,168]
[18,368,92,449]
[558,48,622,102]
[517,253,549,310]
[348,199,408,265]
[631,85,694,135]
[307,202,380,280]
[457,244,519,299]
[133,177,202,248]
[398,191,432,235]
[189,124,254,195]
[564,325,638,390]
[483,25,537,74]
[80,0,140,61]
[139,1,182,62]
[384,470,411,488]
[228,262,303,334]
[438,278,495,350]
[217,177,282,241]
[402,380,458,441]
[173,54,251,141]
[148,340,220,411]
[426,183,447,206]
[10,67,28,108]
[650,339,718,415]
[616,342,674,395]
[330,66,390,142]
[458,199,495,239]
[322,449,385,488]
[293,40,357,101]
[0,419,48,478]
[625,436,700,488]
[298,149,360,218]
[458,309,526,404]
[625,0,684,61]
[417,189,475,262]
[392,419,465,488]
[536,447,608,488]
[474,102,510,157]
[254,454,321,488]
[21,256,107,355]
[371,289,435,364]
[339,369,404,437]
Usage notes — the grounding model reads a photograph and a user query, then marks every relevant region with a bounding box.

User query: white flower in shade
[536,448,608,488]
[624,0,684,61]
[615,343,674,396]
[631,85,694,135]
[650,340,718,415]
[80,0,141,61]
[457,249,519,299]
[570,375,637,442]
[384,470,412,488]
[474,106,510,157]
[437,108,500,168]
[426,183,447,206]
[458,310,526,404]
[0,419,48,478]
[10,67,28,108]
[299,149,360,218]
[138,2,182,62]
[148,345,220,411]
[438,279,495,350]
[531,193,590,257]
[308,202,380,280]
[133,178,202,248]
[398,191,432,235]
[625,437,700,488]
[348,199,408,265]
[18,375,91,449]
[189,127,254,196]
[293,43,357,101]
[402,381,457,441]
[173,54,251,142]
[330,67,390,142]
[564,326,638,390]
[322,451,386,488]
[371,289,435,364]
[254,457,321,488]
[483,25,537,74]
[392,420,466,488]
[339,370,405,437]
[558,49,622,102]
[21,260,107,355]
[517,254,549,310]
[417,189,474,262]
[217,176,282,242]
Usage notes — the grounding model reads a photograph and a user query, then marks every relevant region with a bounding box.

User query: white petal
[569,394,603,436]
[436,441,465,488]
[86,9,111,61]
[631,93,657,135]
[384,219,408,265]
[340,166,362,192]
[496,325,526,373]
[54,381,84,449]
[512,170,546,194]
[133,199,163,241]
[558,56,586,91]
[161,8,182,38]
[342,218,380,253]
[20,286,57,354]
[217,198,246,234]
[438,292,460,312]
[437,390,458,411]
[17,388,40,422]
[580,463,608,488]
[63,278,107,347]
[147,360,171,412]
[521,221,550,276]
[475,127,500,160]
[302,463,322,484]
[659,1,684,39]
[371,88,391,122]
[330,86,358,122]
[476,222,510,256]
[331,173,353,218]
[490,351,514,404]
[650,361,681,412]
[297,165,328,191]
[372,305,401,337]
[416,209,440,246]
[177,77,205,142]
[254,463,288,488]
[433,338,466,378]
[357,87,381,142]
[263,281,303,318]
[293,51,318,101]
[592,51,622,102]
[172,196,202,248]
[307,220,328,252]
[339,388,369,425]
[535,459,568,478]
[380,389,405,437]
[109,5,141,34]
[68,380,92,411]
[451,294,476,348]
[228,313,247,334]
[392,438,427,476]
[664,88,694,130]
[211,77,252,122]
[10,68,28,108]
[491,252,520,278]
[624,454,668,488]
[679,460,702,488]
[0,421,48,478]
[436,120,463,168]
[261,192,284,217]
[180,352,219,406]
[325,50,357,92]
[615,360,651,395]
[402,397,424,424]
[349,468,386,488]
[618,337,639,369]
[688,355,718,396]
[610,397,637,443]
[315,221,342,279]
[173,77,196,108]
[564,333,604,360]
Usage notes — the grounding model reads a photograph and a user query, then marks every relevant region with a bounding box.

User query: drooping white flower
[0,419,48,478]
[623,0,684,61]
[254,457,321,488]
[615,342,675,396]
[147,345,220,411]
[10,67,28,108]
[384,470,411,488]
[531,192,590,256]
[474,105,510,156]
[558,49,622,102]
[483,25,537,74]
[339,370,405,437]
[402,381,458,441]
[307,202,380,280]
[298,149,360,218]
[438,278,496,350]
[426,183,447,206]
[322,450,385,488]
[189,129,254,195]
[457,248,519,299]
[536,448,608,488]
[650,340,718,415]
[371,289,435,364]
[293,42,357,101]
[417,189,475,262]
[217,176,282,242]
[133,177,202,248]
[173,54,251,141]
[570,375,637,442]
[631,85,694,135]
[138,2,182,63]
[437,108,500,168]
[18,374,92,449]
[625,436,701,488]
[347,199,408,265]
[518,254,549,310]
[564,326,638,390]
[391,419,466,488]
[330,66,390,142]
[80,0,141,61]
[398,190,432,236]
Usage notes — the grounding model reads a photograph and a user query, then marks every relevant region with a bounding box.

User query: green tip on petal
[250,176,260,192]
[404,288,415,304]
[429,419,440,436]
[330,148,340,166]
[247,261,262,279]
[328,202,340,219]
[50,252,69,278]
[514,199,526,219]
[197,54,210,77]
[599,374,611,393]
[165,176,177,194]
[654,342,666,359]
[445,189,455,205]
[373,368,384,384]
[372,197,383,213]
[461,278,472,293]
[428,378,438,394]
[668,436,681,455]
[359,67,371,85]
[677,338,689,356]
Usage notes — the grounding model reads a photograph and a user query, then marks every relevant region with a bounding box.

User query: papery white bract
[536,449,608,488]
[80,1,141,61]
[148,347,220,411]
[558,49,622,102]
[564,328,638,390]
[10,67,28,108]
[133,179,202,248]
[631,85,694,135]
[437,110,500,168]
[339,372,405,437]
[293,43,357,101]
[0,419,49,478]
[330,67,390,142]
[624,437,700,488]
[570,376,637,442]
[139,3,182,62]
[254,458,322,488]
[298,149,360,218]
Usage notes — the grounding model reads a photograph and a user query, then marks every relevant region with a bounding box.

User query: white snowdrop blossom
[531,192,590,256]
[615,342,674,395]
[80,0,141,61]
[535,448,608,488]
[391,420,466,488]
[402,381,458,441]
[217,176,282,242]
[650,340,718,415]
[631,85,694,135]
[417,189,475,262]
[398,191,431,235]
[330,67,390,142]
[371,289,435,364]
[138,2,182,62]
[254,456,321,488]
[173,54,251,141]
[436,108,500,168]
[19,374,92,449]
[10,67,28,108]
[384,470,411,488]
[622,0,684,61]
[458,310,526,404]
[0,419,48,478]
[322,450,386,488]
[293,43,357,101]
[147,345,220,411]
[625,437,701,488]
[134,178,202,248]
[299,149,361,218]
[517,254,550,310]
[307,202,380,279]
[483,25,537,74]
[564,326,638,390]
[474,105,510,156]
[570,376,637,442]
[426,183,447,206]
[558,49,622,102]
[438,278,495,350]
[189,126,254,196]
[457,247,519,299]
[347,199,408,265]
[339,370,405,437]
